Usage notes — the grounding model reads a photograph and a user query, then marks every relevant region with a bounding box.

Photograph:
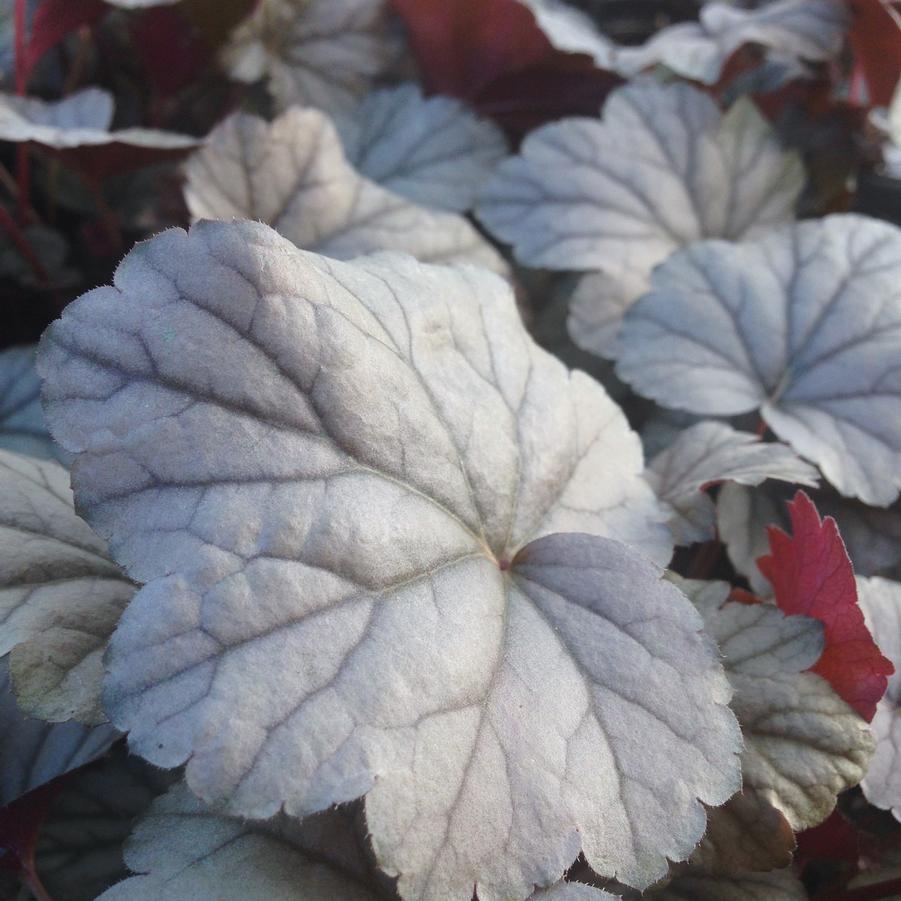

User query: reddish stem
[0,204,50,284]
[21,862,54,901]
[755,416,769,439]
[14,0,31,223]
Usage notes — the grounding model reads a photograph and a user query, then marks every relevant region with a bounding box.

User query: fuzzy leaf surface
[184,108,507,274]
[615,215,901,506]
[37,220,743,899]
[0,450,134,723]
[338,84,508,213]
[646,422,818,545]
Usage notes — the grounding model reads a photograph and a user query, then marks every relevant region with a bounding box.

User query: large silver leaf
[184,108,507,274]
[0,449,134,723]
[616,215,901,506]
[38,220,741,899]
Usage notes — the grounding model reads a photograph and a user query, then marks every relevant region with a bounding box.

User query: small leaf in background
[0,661,118,807]
[646,421,819,545]
[758,491,893,721]
[184,107,508,272]
[0,448,134,723]
[0,88,200,179]
[0,345,67,461]
[336,83,508,213]
[222,0,399,117]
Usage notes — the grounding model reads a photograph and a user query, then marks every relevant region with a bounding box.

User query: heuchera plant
[2,1,901,900]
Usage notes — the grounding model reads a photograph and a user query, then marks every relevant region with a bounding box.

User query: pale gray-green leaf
[184,108,507,274]
[691,585,873,832]
[616,215,901,506]
[0,88,198,150]
[0,660,118,805]
[647,422,818,545]
[221,0,397,116]
[0,449,134,723]
[98,782,380,900]
[476,79,803,271]
[338,84,508,213]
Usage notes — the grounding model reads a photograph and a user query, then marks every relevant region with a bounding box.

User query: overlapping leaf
[0,660,118,806]
[646,421,818,545]
[184,107,508,273]
[643,866,808,900]
[0,449,135,723]
[101,780,615,900]
[97,782,381,900]
[567,0,849,85]
[0,87,198,151]
[615,215,901,506]
[0,345,65,461]
[718,482,901,595]
[476,79,803,355]
[37,220,743,899]
[680,575,874,866]
[31,747,177,901]
[856,576,901,821]
[758,491,894,721]
[337,84,508,213]
[222,0,397,116]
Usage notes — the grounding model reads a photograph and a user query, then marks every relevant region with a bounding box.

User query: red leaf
[390,0,622,139]
[25,0,107,79]
[757,490,893,721]
[848,0,901,106]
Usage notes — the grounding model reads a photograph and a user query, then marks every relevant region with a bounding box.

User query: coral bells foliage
[759,491,894,722]
[2,1,901,900]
